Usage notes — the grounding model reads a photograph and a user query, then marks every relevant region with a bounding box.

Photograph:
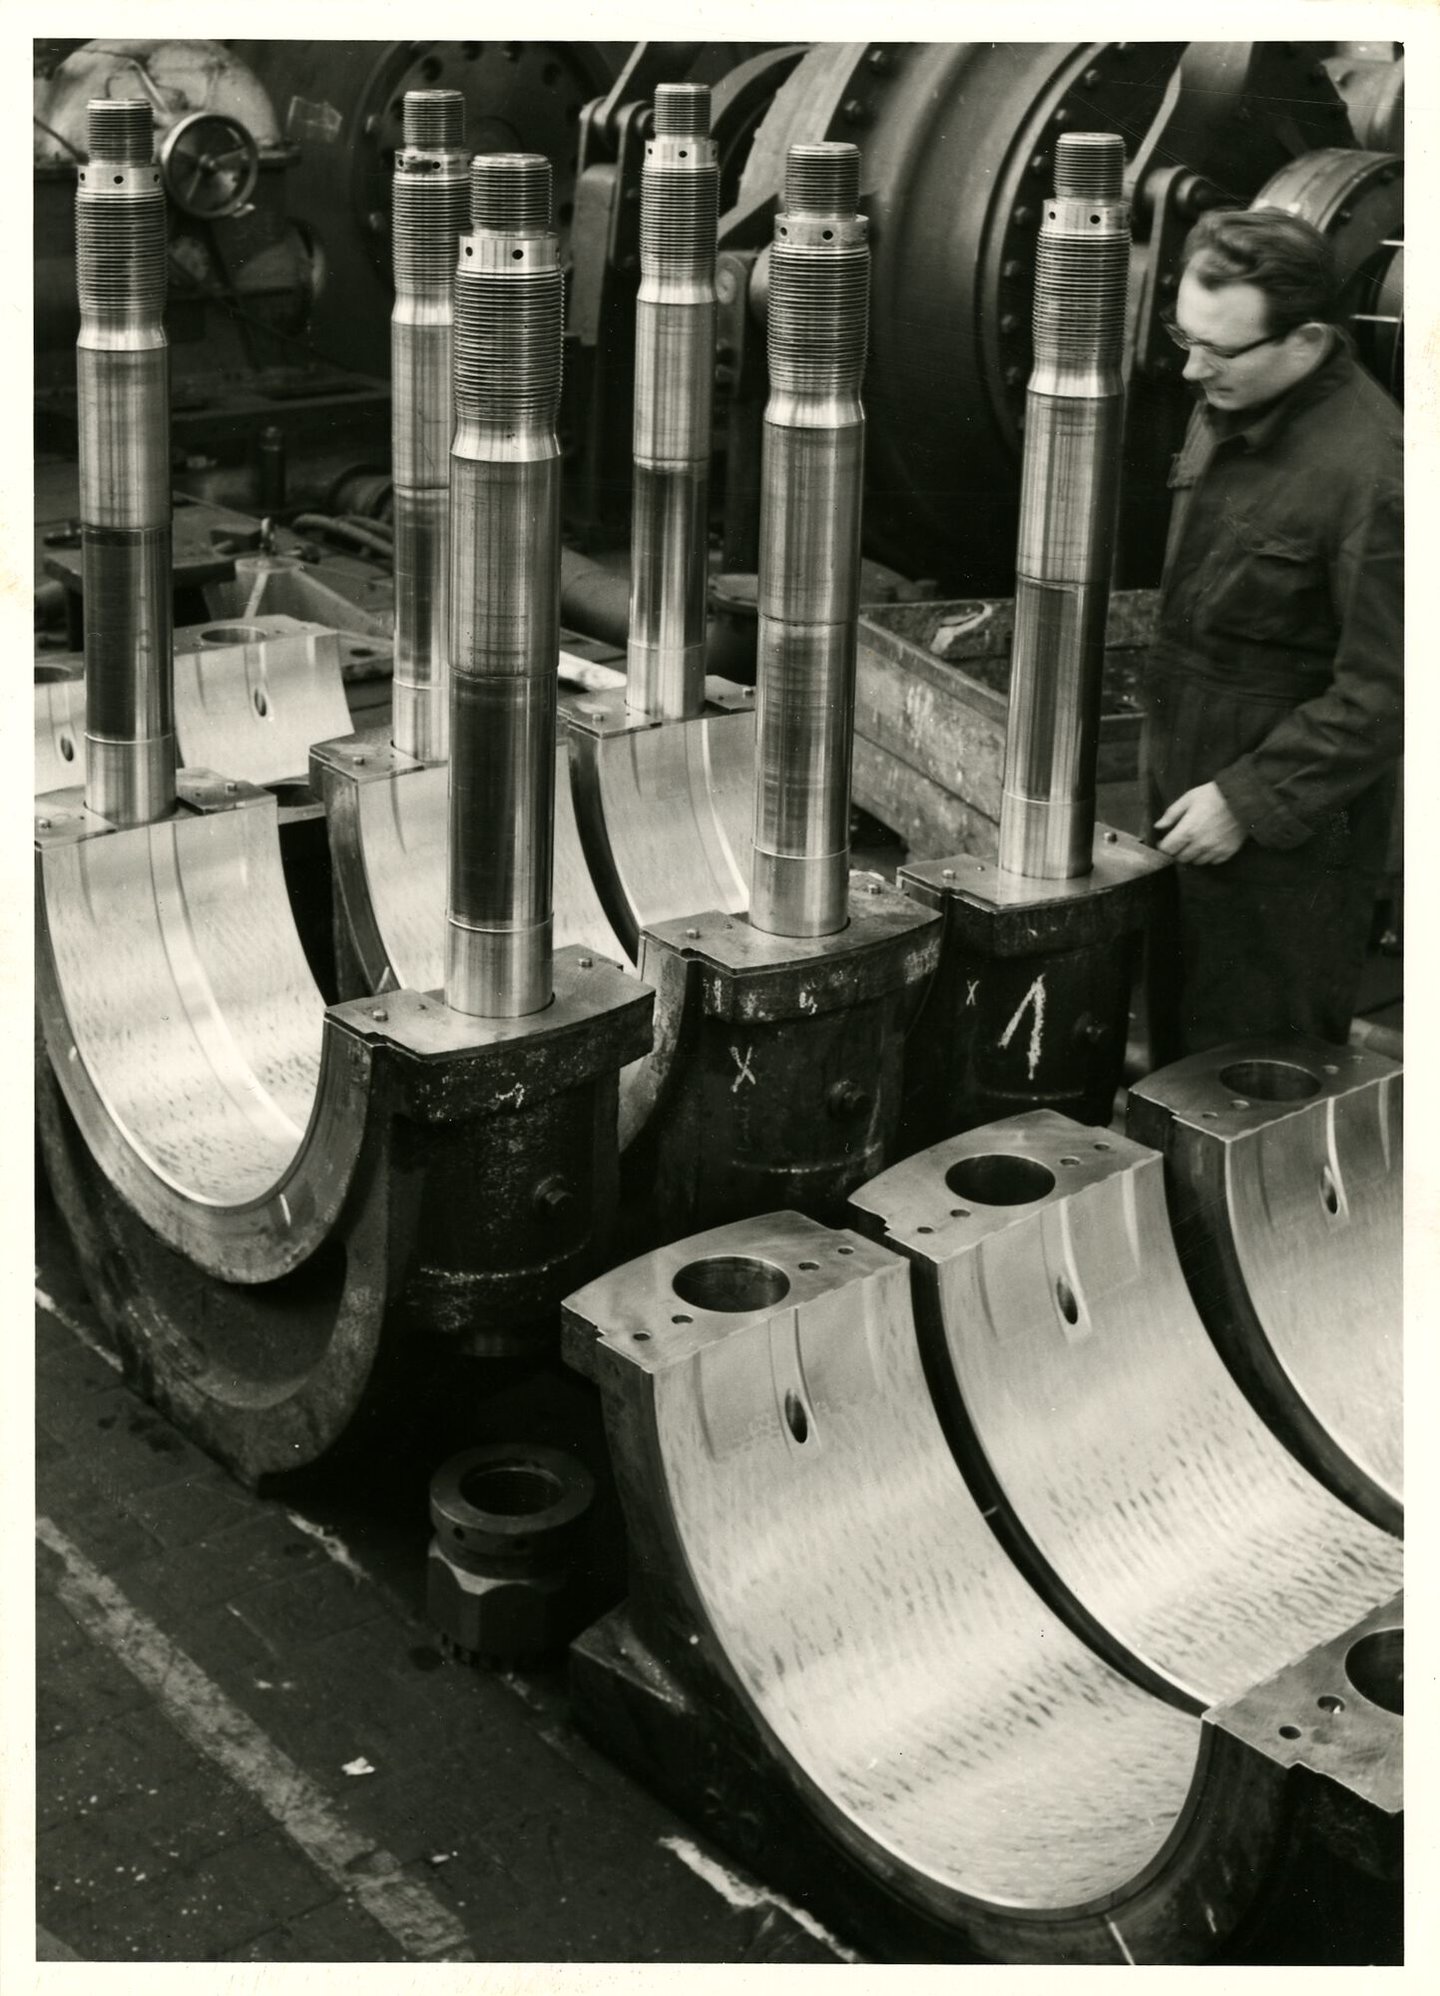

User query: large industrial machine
[33,35,1403,1968]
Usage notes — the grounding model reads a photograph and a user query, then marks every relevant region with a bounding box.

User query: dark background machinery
[35,36,1403,607]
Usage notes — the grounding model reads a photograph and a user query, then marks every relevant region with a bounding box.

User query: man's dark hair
[1180,207,1340,332]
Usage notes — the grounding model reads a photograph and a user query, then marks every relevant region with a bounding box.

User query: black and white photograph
[19,9,1415,1976]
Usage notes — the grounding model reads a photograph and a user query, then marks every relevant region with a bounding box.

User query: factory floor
[33,1189,846,1967]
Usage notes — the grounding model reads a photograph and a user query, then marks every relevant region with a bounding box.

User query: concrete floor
[33,1195,847,1966]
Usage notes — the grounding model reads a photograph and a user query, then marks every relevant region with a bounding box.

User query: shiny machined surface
[36,783,339,1280]
[563,1213,1285,1960]
[627,82,718,722]
[998,134,1129,880]
[392,89,468,762]
[750,144,868,938]
[1204,1592,1402,1873]
[1127,1040,1403,1534]
[312,737,627,999]
[37,616,352,794]
[447,154,562,1017]
[561,685,754,961]
[76,98,176,827]
[851,1111,1402,1712]
[34,660,85,796]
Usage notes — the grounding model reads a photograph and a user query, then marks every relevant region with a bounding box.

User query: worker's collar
[1202,329,1354,452]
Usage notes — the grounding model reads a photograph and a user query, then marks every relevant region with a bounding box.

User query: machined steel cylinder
[749,143,869,938]
[998,133,1130,880]
[446,154,563,1018]
[76,99,175,826]
[626,82,719,722]
[392,89,469,761]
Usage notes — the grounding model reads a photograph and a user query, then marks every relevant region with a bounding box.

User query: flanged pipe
[626,81,719,723]
[391,88,468,762]
[76,98,176,827]
[447,153,563,1018]
[750,141,869,938]
[998,131,1130,880]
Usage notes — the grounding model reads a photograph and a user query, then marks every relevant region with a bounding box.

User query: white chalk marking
[285,1510,368,1585]
[658,1834,862,1962]
[35,1286,121,1372]
[998,974,1047,1079]
[1107,1916,1136,1965]
[35,1517,473,1962]
[730,1044,757,1093]
[965,978,979,1008]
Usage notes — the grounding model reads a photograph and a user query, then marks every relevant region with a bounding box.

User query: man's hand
[1154,782,1246,865]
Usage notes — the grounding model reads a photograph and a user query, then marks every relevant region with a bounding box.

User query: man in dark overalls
[1144,207,1402,1054]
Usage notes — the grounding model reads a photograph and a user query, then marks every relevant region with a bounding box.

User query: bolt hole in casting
[1217,1059,1323,1103]
[1346,1628,1403,1715]
[672,1255,792,1313]
[944,1152,1057,1206]
[458,1462,565,1518]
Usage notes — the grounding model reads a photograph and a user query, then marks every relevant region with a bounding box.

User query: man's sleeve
[1213,471,1403,850]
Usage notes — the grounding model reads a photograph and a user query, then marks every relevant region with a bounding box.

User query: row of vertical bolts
[73,88,1131,1017]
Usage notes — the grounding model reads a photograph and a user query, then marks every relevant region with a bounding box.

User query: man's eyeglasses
[1160,313,1290,363]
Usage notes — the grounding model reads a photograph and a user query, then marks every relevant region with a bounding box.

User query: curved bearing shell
[850,1108,1402,1711]
[76,99,176,827]
[563,1213,1289,1961]
[1127,1038,1403,1535]
[35,785,651,1477]
[36,616,353,797]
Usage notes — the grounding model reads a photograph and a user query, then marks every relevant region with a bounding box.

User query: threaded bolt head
[87,98,153,163]
[470,152,552,232]
[403,88,465,149]
[783,141,861,219]
[652,82,711,138]
[1054,131,1126,201]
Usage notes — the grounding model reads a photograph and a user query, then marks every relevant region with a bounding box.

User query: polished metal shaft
[446,155,562,1017]
[76,98,175,826]
[999,132,1130,880]
[627,82,718,721]
[392,89,468,761]
[749,143,869,937]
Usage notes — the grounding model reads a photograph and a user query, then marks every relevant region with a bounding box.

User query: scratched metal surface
[34,617,352,794]
[41,801,323,1207]
[174,617,352,785]
[568,1213,1205,1915]
[351,745,630,995]
[568,702,755,946]
[851,1113,1403,1711]
[1130,1041,1402,1511]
